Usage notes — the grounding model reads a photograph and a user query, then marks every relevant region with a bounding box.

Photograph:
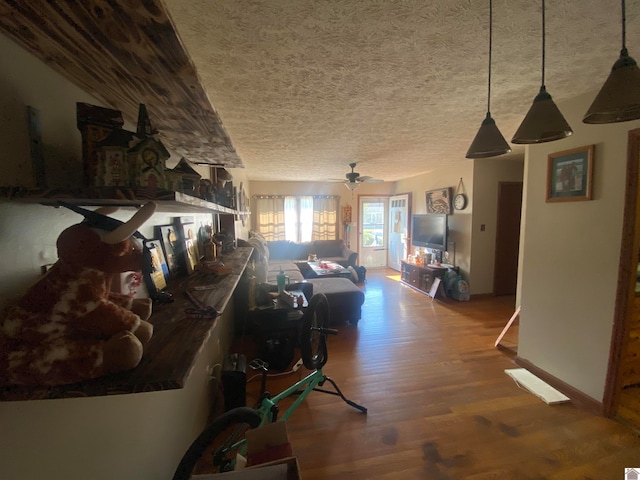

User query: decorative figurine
[0,203,157,386]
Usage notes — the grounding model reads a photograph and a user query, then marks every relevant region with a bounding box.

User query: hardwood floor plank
[234,268,640,479]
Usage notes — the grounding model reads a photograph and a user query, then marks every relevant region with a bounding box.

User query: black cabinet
[400,261,448,296]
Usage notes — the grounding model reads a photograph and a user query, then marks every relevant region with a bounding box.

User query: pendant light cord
[622,0,627,53]
[487,0,493,114]
[541,0,546,88]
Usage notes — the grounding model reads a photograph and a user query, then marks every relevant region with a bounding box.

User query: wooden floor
[235,268,640,479]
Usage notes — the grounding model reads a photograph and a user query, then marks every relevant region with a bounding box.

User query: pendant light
[466,0,511,158]
[583,0,640,123]
[511,0,572,144]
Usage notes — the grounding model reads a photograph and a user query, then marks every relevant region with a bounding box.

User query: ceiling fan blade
[358,176,383,183]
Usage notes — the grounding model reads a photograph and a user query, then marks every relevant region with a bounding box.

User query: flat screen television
[411,214,448,251]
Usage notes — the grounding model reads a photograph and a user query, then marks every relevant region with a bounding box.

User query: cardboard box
[192,422,300,479]
[245,421,293,466]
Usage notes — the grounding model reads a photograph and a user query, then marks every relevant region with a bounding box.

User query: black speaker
[221,353,246,411]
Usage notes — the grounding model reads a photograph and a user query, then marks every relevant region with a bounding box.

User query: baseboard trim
[514,356,603,416]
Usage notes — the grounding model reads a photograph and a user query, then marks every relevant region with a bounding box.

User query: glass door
[358,196,388,268]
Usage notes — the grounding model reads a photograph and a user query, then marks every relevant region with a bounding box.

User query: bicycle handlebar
[311,326,338,335]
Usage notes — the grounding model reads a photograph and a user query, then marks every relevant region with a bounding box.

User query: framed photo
[425,187,453,214]
[155,224,183,276]
[175,217,200,274]
[546,145,595,202]
[146,240,168,291]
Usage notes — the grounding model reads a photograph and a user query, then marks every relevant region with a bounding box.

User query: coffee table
[303,261,352,279]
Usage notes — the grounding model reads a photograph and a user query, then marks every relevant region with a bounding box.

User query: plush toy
[0,202,157,386]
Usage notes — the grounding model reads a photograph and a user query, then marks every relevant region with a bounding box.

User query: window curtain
[312,196,339,240]
[253,196,286,241]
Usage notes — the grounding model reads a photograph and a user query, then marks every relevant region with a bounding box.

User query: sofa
[244,235,358,284]
[237,233,364,327]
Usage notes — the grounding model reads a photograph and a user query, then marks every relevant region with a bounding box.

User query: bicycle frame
[174,294,367,478]
[216,364,366,470]
[214,368,325,466]
[257,368,326,424]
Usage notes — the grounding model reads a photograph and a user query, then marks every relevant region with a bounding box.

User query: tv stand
[400,260,451,296]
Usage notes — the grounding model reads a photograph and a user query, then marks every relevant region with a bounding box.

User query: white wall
[517,91,640,402]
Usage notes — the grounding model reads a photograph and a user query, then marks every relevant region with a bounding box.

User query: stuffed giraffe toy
[0,202,156,386]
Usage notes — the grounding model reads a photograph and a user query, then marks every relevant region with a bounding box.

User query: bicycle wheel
[172,407,262,480]
[299,293,330,370]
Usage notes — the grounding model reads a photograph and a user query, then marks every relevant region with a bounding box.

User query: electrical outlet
[292,358,304,372]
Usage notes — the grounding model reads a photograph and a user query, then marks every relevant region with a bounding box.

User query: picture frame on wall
[154,224,182,277]
[145,239,168,291]
[174,216,200,274]
[425,187,453,214]
[546,145,595,202]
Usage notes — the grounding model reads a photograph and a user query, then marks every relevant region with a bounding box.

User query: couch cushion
[306,277,365,325]
[268,241,312,260]
[313,239,345,258]
[267,261,304,283]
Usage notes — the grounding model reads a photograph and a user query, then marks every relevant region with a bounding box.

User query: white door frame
[387,193,411,271]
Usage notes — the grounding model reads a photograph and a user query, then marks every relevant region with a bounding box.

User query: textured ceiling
[163,0,640,183]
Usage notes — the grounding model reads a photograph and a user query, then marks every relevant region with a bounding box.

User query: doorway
[605,128,640,428]
[358,196,388,268]
[387,193,411,271]
[494,182,523,296]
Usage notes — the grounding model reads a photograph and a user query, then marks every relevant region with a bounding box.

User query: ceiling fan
[342,163,383,190]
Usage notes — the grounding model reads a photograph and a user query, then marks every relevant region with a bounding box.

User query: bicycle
[172,293,367,479]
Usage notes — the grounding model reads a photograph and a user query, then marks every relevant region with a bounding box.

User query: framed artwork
[155,224,182,276]
[425,187,453,214]
[546,145,595,202]
[176,217,200,274]
[146,239,169,291]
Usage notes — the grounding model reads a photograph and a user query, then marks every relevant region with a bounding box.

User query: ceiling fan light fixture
[511,85,573,144]
[466,112,512,158]
[344,182,360,191]
[466,0,511,159]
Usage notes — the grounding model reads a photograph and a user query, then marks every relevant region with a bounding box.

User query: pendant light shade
[344,182,359,191]
[583,1,640,123]
[511,0,572,144]
[466,0,511,159]
[466,113,511,158]
[511,85,573,143]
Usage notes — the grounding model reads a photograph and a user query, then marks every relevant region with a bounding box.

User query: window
[361,201,384,247]
[253,195,339,242]
[285,196,313,242]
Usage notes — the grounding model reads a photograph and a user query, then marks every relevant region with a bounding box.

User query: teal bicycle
[172,293,367,479]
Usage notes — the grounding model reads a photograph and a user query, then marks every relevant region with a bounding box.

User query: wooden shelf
[2,187,249,215]
[0,247,253,401]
